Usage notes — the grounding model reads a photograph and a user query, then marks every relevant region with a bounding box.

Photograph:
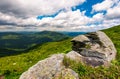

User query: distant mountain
[0,31,69,57]
[60,31,87,37]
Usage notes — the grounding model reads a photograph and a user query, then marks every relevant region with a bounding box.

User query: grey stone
[71,31,117,66]
[20,54,79,79]
[66,51,105,67]
[72,35,90,42]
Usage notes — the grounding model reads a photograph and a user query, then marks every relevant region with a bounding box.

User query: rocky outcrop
[66,51,106,67]
[71,31,116,66]
[20,54,79,79]
[20,31,117,79]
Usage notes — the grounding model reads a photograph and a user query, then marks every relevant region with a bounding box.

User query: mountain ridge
[0,31,69,57]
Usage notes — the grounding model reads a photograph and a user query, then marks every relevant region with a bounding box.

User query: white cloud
[0,12,15,22]
[0,0,120,32]
[92,13,104,21]
[0,0,85,17]
[0,12,39,26]
[0,0,92,32]
[92,0,119,12]
[37,10,88,31]
[0,9,107,32]
[89,0,120,32]
[106,2,120,19]
[35,10,105,32]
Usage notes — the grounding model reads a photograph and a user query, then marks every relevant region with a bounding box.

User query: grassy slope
[0,31,69,57]
[0,31,69,51]
[103,25,120,61]
[0,38,72,79]
[0,25,120,79]
[63,25,120,79]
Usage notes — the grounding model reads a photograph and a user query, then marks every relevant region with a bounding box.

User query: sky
[0,0,120,32]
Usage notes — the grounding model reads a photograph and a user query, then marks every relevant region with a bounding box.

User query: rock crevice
[71,31,116,66]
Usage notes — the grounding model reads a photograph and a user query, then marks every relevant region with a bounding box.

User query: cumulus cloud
[0,0,85,17]
[0,8,105,32]
[92,0,119,12]
[106,2,120,19]
[92,0,120,20]
[0,12,39,26]
[35,10,105,32]
[91,0,120,31]
[0,0,90,31]
[0,0,120,32]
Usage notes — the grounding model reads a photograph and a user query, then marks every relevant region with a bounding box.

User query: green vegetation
[85,44,91,49]
[62,25,120,79]
[102,25,120,62]
[1,35,19,40]
[0,38,72,79]
[0,25,120,79]
[63,56,120,79]
[0,31,69,57]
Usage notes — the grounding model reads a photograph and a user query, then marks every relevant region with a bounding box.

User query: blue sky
[37,0,104,19]
[0,0,120,31]
[73,0,104,17]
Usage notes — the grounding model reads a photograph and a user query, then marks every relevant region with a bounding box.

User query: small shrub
[3,70,11,75]
[85,44,91,49]
[63,56,89,76]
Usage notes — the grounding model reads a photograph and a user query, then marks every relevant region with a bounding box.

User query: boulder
[66,51,107,67]
[71,31,116,67]
[20,31,117,79]
[20,54,79,79]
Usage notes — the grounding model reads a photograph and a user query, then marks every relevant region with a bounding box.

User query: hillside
[0,38,72,79]
[0,25,120,79]
[102,25,120,63]
[0,31,69,57]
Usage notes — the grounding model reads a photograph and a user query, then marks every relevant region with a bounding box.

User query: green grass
[62,25,120,79]
[102,25,120,62]
[63,56,120,79]
[0,38,72,79]
[0,31,69,56]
